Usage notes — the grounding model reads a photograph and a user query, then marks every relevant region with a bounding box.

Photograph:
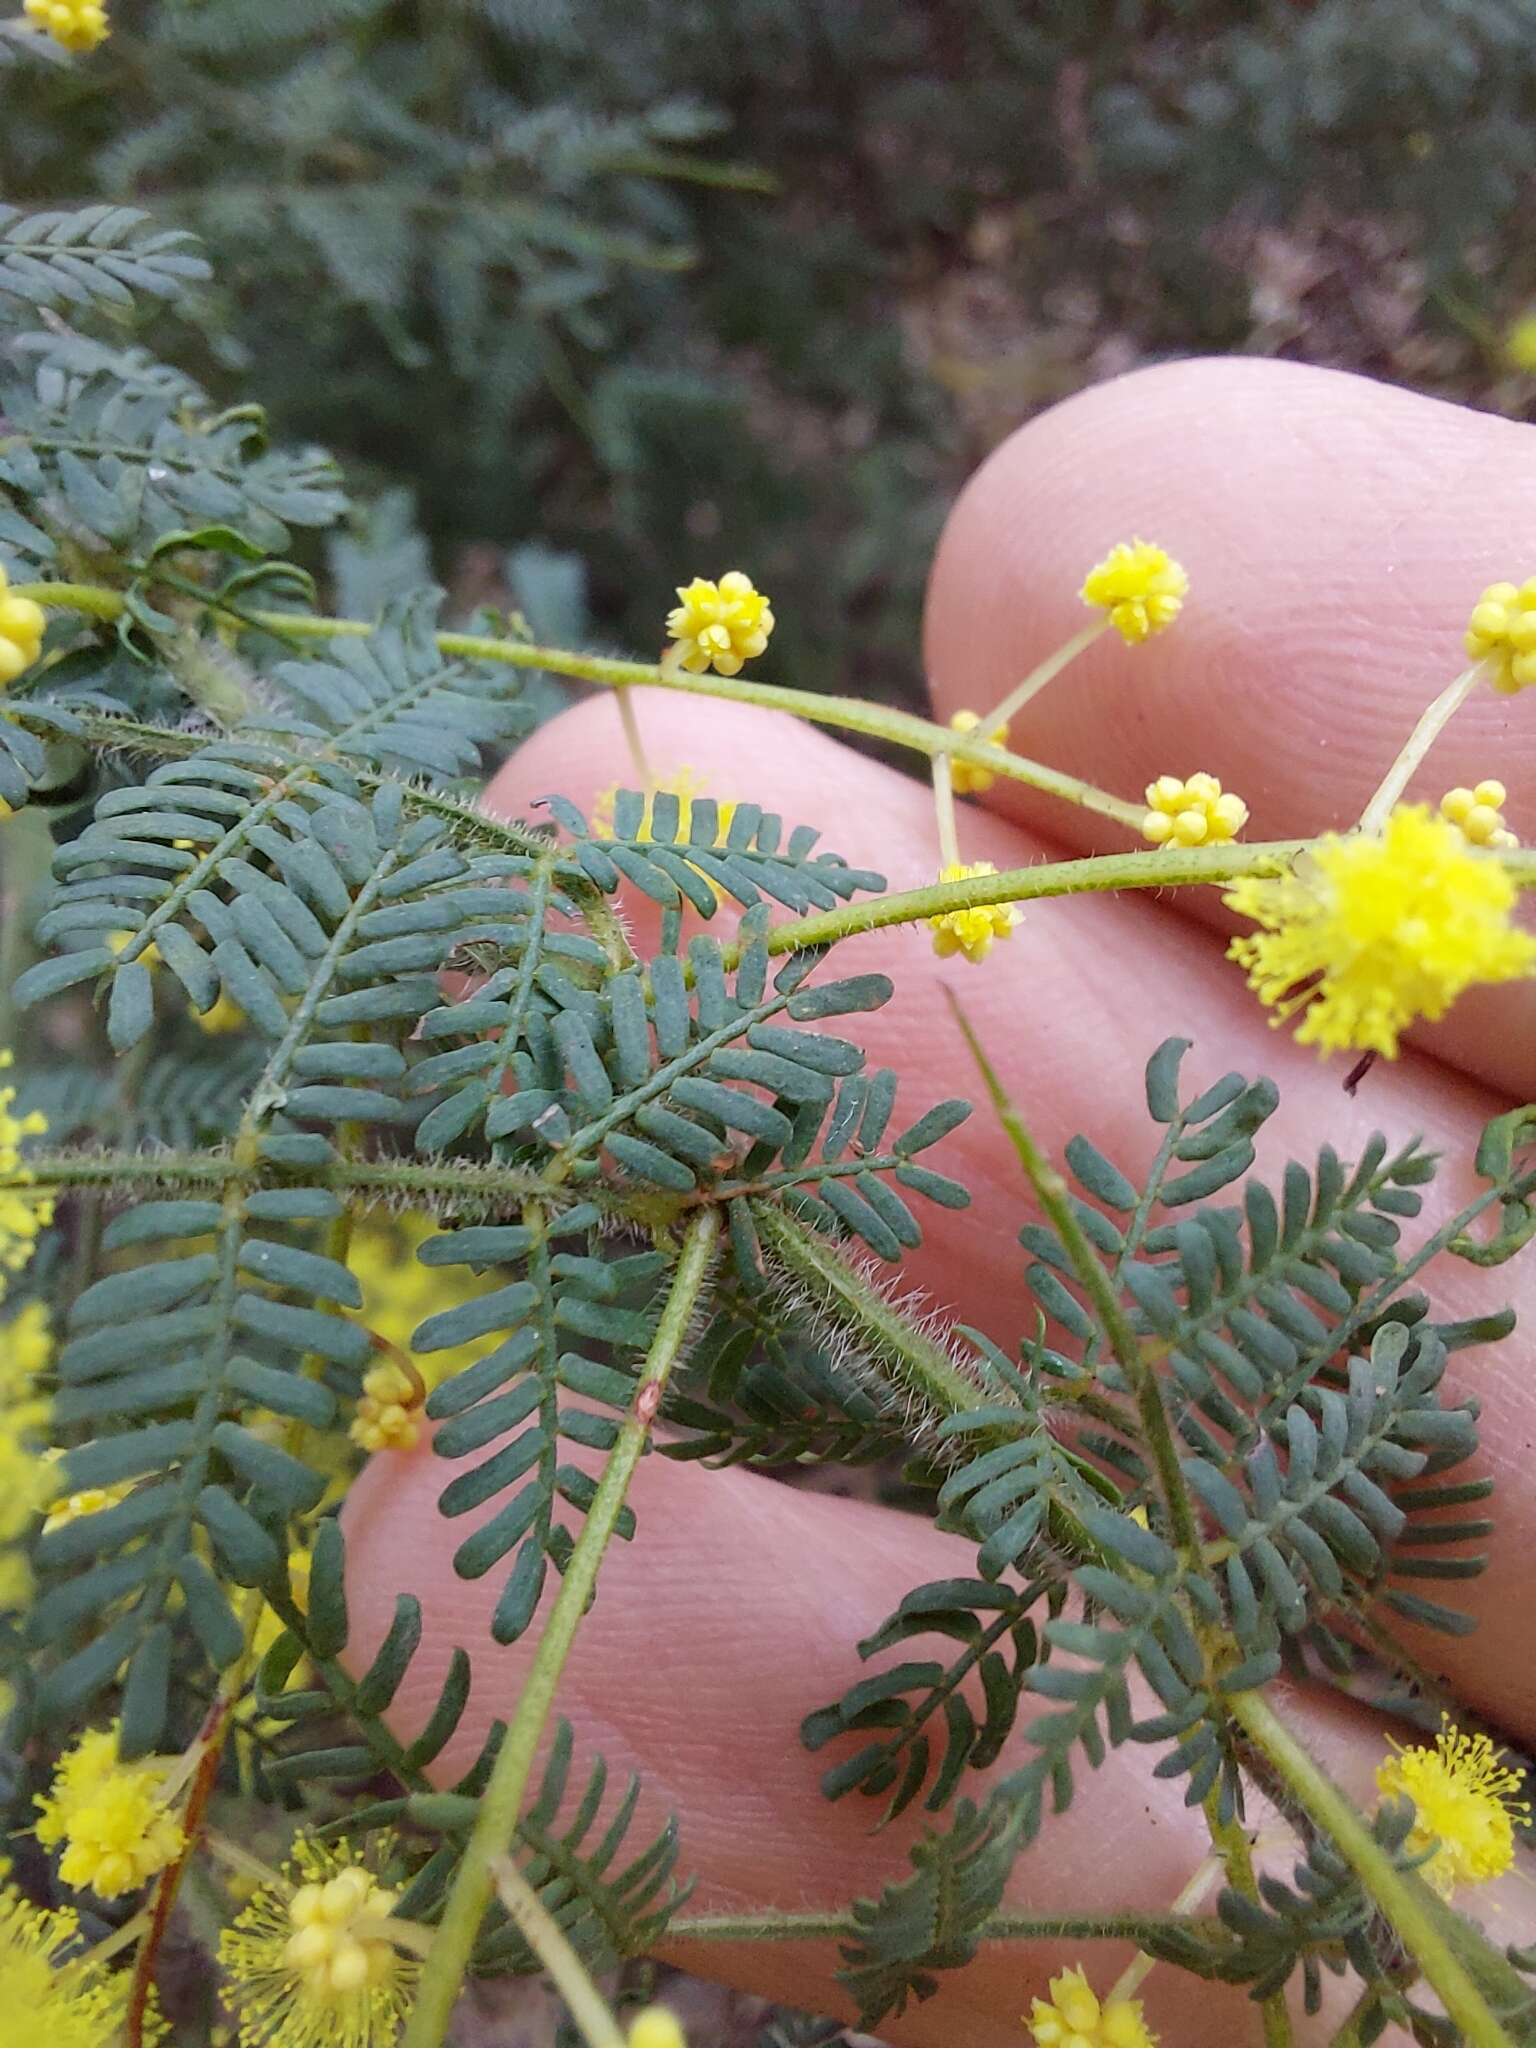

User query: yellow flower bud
[664,571,774,676]
[1141,770,1248,848]
[928,861,1022,965]
[1080,540,1188,643]
[1466,577,1536,694]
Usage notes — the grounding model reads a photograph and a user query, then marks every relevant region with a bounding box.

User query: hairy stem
[400,1206,721,2048]
[1228,1689,1515,2048]
[668,1906,1232,1947]
[752,1200,983,1422]
[12,582,1144,826]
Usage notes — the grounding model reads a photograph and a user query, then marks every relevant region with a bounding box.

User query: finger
[342,1428,1535,2047]
[922,356,1536,1099]
[487,688,1536,1738]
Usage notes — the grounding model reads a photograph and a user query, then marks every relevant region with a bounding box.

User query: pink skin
[345,360,1536,2045]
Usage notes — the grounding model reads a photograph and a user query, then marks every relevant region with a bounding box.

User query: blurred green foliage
[3,0,1533,706]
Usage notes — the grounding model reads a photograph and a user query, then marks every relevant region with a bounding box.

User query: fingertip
[923,355,1536,844]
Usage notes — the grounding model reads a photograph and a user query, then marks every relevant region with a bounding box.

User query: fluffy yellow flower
[349,1359,422,1455]
[219,1838,416,2048]
[1226,805,1536,1058]
[1141,771,1248,848]
[0,1872,151,2048]
[0,567,45,685]
[928,861,1022,965]
[1441,778,1517,850]
[1504,312,1536,374]
[948,709,1010,794]
[0,1052,53,1302]
[22,0,108,52]
[1028,1965,1158,2048]
[39,1447,134,1534]
[628,2008,687,2048]
[1080,540,1187,644]
[664,571,774,676]
[34,1725,186,1900]
[1465,577,1536,694]
[1376,1717,1530,1898]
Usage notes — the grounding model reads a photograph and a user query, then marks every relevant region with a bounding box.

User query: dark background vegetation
[5,0,1536,713]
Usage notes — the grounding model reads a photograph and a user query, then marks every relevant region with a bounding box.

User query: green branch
[668,1906,1231,1948]
[400,1206,721,2048]
[9,580,1146,828]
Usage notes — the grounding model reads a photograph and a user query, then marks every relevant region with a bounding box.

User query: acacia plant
[1,192,1535,2048]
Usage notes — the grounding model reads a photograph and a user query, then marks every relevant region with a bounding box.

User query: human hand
[344,357,1536,2047]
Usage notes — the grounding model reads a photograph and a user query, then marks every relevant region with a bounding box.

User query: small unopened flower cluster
[664,571,774,677]
[21,0,107,54]
[1027,1964,1157,2047]
[948,708,1010,794]
[1465,577,1536,694]
[1080,539,1188,644]
[928,862,1022,965]
[1140,772,1248,848]
[34,1724,185,1900]
[1440,778,1517,850]
[350,1358,423,1454]
[927,539,1191,966]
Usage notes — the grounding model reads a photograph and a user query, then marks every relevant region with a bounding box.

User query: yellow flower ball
[664,571,774,677]
[1440,779,1517,850]
[220,1838,415,2046]
[350,1359,423,1455]
[1080,540,1188,644]
[23,0,108,52]
[1141,770,1248,848]
[1226,804,1536,1058]
[928,861,1022,965]
[1027,1964,1158,2048]
[1465,577,1536,694]
[34,1725,185,1901]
